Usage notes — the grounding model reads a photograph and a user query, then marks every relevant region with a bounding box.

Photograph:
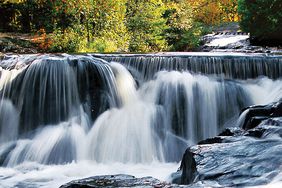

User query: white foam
[0,161,179,188]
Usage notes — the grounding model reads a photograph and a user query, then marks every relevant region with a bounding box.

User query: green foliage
[48,27,84,53]
[1,0,241,52]
[164,0,193,50]
[238,0,282,43]
[84,38,118,53]
[90,0,130,52]
[170,22,210,51]
[163,0,211,51]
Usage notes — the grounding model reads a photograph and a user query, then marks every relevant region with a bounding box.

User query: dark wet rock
[199,127,244,143]
[179,149,197,184]
[197,137,223,145]
[243,116,268,130]
[60,174,175,188]
[218,128,234,136]
[250,35,282,47]
[178,117,282,187]
[244,129,265,138]
[241,100,282,130]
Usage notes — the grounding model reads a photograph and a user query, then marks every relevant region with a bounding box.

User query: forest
[0,0,281,52]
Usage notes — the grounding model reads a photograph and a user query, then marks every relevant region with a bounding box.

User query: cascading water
[95,53,282,81]
[0,53,281,187]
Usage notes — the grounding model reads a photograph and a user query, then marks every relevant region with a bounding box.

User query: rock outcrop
[179,100,282,187]
[240,99,282,130]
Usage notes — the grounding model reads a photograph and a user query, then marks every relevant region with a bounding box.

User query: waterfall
[0,54,122,166]
[0,55,120,135]
[0,99,19,144]
[0,53,281,183]
[94,53,282,82]
[138,71,254,161]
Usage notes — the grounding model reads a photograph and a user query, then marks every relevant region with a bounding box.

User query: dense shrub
[170,22,210,51]
[48,28,84,53]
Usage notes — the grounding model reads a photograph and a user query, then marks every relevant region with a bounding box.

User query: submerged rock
[60,174,175,188]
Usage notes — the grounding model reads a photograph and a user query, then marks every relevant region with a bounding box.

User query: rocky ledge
[178,99,282,187]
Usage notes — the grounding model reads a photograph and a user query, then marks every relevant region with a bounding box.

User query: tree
[89,0,129,52]
[1,0,243,52]
[164,0,196,50]
[238,0,282,45]
[126,0,168,52]
[187,0,238,25]
[220,0,239,22]
[0,1,19,31]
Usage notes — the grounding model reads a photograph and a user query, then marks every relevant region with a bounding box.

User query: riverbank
[1,31,282,55]
[0,33,39,54]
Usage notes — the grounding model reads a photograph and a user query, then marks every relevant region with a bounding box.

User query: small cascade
[244,77,282,104]
[139,71,253,161]
[109,62,138,105]
[94,53,282,81]
[86,102,164,163]
[86,63,164,163]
